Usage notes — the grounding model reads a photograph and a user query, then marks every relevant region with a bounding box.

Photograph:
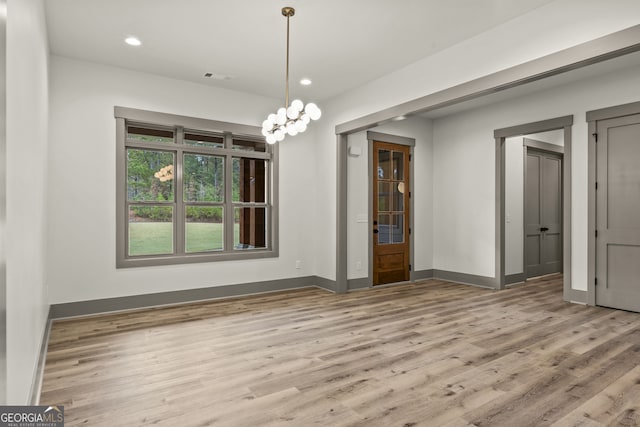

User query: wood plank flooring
[40,275,640,426]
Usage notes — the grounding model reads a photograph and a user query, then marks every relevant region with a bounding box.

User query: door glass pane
[233,158,267,203]
[378,214,390,245]
[234,207,267,250]
[391,214,404,244]
[183,154,224,202]
[128,205,173,256]
[378,182,390,212]
[378,149,390,179]
[185,206,223,253]
[393,182,404,212]
[127,149,174,202]
[393,151,404,180]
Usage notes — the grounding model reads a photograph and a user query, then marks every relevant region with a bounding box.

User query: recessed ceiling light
[392,115,407,121]
[125,37,142,46]
[300,78,312,86]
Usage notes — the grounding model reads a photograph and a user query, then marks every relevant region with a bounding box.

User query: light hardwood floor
[40,275,640,426]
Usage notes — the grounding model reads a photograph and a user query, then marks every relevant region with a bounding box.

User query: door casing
[367,131,415,287]
[494,115,574,300]
[586,101,640,307]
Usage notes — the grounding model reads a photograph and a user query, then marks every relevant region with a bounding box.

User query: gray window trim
[115,107,279,268]
[585,101,640,306]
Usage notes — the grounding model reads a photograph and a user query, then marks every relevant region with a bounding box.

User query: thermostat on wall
[348,146,362,157]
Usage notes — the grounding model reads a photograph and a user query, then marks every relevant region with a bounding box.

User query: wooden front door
[373,141,410,285]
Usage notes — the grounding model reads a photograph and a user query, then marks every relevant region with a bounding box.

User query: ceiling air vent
[203,72,234,80]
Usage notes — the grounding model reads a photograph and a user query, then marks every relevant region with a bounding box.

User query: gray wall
[0,0,6,405]
[6,0,50,403]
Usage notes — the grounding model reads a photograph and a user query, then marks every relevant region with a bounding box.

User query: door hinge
[409,154,412,161]
[592,132,598,142]
[409,191,411,198]
[595,277,598,286]
[409,227,412,235]
[409,264,412,271]
[595,182,598,190]
[595,229,598,238]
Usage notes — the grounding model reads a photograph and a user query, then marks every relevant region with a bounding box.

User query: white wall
[527,130,565,146]
[432,60,640,289]
[47,56,317,303]
[314,0,640,281]
[346,117,433,280]
[505,137,525,276]
[6,0,49,404]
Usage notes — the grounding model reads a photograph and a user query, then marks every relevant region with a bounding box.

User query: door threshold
[372,280,414,288]
[526,272,563,281]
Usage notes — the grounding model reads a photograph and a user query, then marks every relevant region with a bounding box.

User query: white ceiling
[45,0,557,103]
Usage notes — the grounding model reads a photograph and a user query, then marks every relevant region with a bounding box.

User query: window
[115,107,278,267]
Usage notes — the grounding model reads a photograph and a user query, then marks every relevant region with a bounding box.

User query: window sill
[117,249,278,268]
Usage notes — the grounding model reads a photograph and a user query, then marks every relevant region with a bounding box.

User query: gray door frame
[335,25,640,295]
[523,141,564,281]
[586,101,640,306]
[494,116,575,302]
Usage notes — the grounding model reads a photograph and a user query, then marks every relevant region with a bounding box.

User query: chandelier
[262,7,321,144]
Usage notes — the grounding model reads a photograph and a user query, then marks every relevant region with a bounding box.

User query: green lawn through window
[129,223,241,256]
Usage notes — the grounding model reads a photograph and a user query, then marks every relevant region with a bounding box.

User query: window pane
[393,151,404,180]
[391,214,404,244]
[184,132,224,148]
[378,182,390,212]
[128,206,173,256]
[393,182,404,212]
[232,139,266,152]
[127,126,174,144]
[234,207,266,250]
[378,149,390,179]
[378,214,390,245]
[233,158,266,203]
[183,154,224,202]
[185,206,223,253]
[127,149,174,202]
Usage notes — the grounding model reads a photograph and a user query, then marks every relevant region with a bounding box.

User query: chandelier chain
[285,12,290,108]
[261,6,321,144]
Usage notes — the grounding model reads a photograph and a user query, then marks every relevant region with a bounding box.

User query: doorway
[495,115,574,298]
[372,140,410,285]
[587,102,640,312]
[524,145,563,279]
[504,132,565,285]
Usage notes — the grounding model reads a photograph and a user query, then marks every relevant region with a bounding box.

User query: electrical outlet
[295,260,302,269]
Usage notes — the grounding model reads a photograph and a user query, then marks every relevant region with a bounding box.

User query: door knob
[540,227,549,232]
[373,229,379,234]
